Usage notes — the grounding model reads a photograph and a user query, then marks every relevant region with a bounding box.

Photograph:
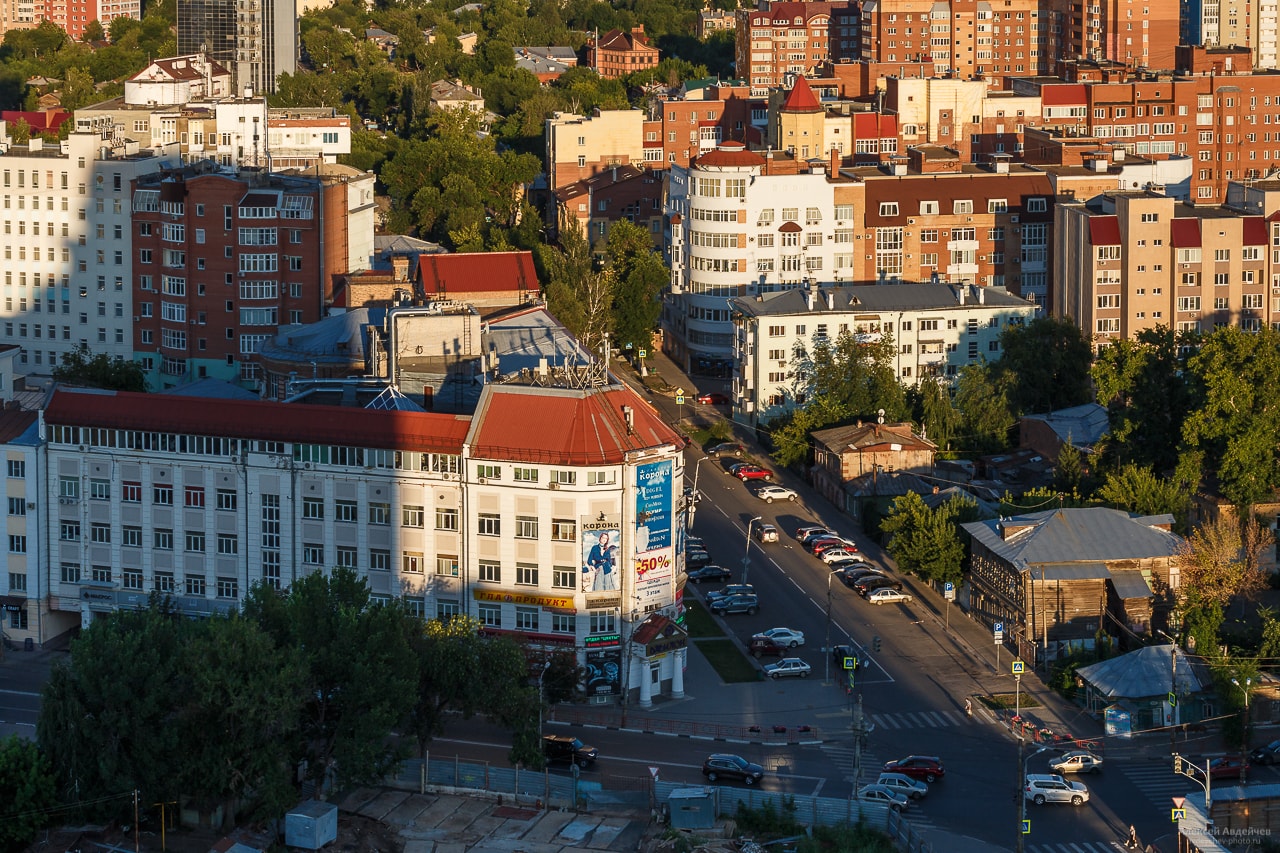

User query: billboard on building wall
[582,517,620,592]
[584,647,622,696]
[635,459,674,603]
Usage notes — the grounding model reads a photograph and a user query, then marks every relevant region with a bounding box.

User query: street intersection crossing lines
[865,708,992,730]
[1116,759,1203,810]
[819,743,941,833]
[1027,843,1126,853]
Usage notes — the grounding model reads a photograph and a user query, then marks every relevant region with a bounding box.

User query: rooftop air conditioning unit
[547,482,560,490]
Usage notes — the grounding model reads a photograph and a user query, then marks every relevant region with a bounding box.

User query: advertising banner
[635,460,673,553]
[582,517,620,592]
[584,647,622,696]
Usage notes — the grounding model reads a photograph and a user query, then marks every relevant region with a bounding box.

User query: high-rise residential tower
[176,0,296,94]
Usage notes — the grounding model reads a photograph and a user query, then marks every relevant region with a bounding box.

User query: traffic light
[1174,755,1183,774]
[873,636,882,653]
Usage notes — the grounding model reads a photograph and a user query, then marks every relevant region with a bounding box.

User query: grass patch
[697,638,762,683]
[983,692,1041,710]
[682,601,725,638]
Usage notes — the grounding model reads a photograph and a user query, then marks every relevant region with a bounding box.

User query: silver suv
[1024,774,1089,806]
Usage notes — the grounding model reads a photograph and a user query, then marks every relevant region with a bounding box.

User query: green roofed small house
[961,508,1184,667]
[1075,644,1212,733]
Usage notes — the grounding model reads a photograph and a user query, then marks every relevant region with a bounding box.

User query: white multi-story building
[731,282,1039,425]
[665,143,840,377]
[0,127,180,379]
[0,409,42,645]
[26,380,688,703]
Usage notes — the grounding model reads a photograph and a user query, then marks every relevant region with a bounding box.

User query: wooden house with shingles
[961,508,1183,665]
[810,421,936,507]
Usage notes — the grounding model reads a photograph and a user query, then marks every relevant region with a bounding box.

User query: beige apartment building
[545,110,647,191]
[1055,184,1278,349]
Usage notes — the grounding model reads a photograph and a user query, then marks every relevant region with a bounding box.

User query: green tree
[953,361,1015,453]
[57,66,98,111]
[53,344,146,391]
[910,377,959,451]
[0,735,57,852]
[405,616,536,760]
[996,316,1094,415]
[542,226,614,355]
[172,615,306,830]
[1175,514,1270,651]
[1182,326,1280,508]
[243,569,418,789]
[81,20,105,42]
[8,117,30,144]
[1052,436,1084,495]
[1095,463,1191,529]
[881,492,975,584]
[606,220,665,354]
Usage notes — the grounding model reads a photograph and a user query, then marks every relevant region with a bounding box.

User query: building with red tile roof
[586,26,660,79]
[414,251,540,311]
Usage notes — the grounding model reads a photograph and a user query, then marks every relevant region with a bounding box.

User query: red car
[1208,756,1248,781]
[811,538,858,556]
[734,465,774,482]
[697,392,730,405]
[882,755,945,783]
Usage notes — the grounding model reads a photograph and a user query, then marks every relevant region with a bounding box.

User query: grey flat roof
[734,283,1033,318]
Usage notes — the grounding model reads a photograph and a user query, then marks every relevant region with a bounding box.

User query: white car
[756,485,797,503]
[1048,751,1103,774]
[762,658,812,679]
[856,784,910,810]
[867,587,913,605]
[820,549,865,564]
[1025,774,1089,806]
[758,627,806,648]
[876,772,928,799]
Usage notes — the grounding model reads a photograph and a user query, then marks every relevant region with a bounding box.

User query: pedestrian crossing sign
[1172,808,1186,822]
[676,396,685,405]
[1012,660,1025,675]
[843,655,856,670]
[1021,820,1030,835]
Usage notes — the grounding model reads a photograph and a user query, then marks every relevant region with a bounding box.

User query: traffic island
[695,638,761,684]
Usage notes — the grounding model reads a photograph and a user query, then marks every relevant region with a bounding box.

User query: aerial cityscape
[2,0,1280,851]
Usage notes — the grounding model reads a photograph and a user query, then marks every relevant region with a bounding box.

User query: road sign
[1021,820,1030,835]
[675,396,685,405]
[1168,692,1177,707]
[639,349,647,358]
[994,622,1004,633]
[1172,808,1186,822]
[994,621,1005,642]
[1012,660,1025,675]
[843,655,857,671]
[1172,797,1186,809]
[675,387,685,396]
[847,670,855,689]
[649,766,660,780]
[944,581,955,601]
[625,342,633,349]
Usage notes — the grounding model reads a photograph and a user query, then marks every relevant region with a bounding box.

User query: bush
[733,797,802,838]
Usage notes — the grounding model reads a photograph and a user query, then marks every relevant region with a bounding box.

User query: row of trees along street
[770,318,1280,734]
[0,568,583,849]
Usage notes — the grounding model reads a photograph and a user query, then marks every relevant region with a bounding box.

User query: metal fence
[547,705,825,745]
[382,755,932,853]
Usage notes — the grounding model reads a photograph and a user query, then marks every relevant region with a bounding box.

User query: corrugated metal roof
[781,76,822,112]
[961,507,1182,571]
[1022,403,1110,446]
[1038,562,1111,580]
[467,384,683,465]
[734,283,1033,317]
[417,252,537,295]
[1110,569,1153,599]
[44,387,471,453]
[1076,645,1207,699]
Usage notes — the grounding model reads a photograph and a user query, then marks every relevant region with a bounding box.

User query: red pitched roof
[1088,215,1121,246]
[781,76,821,113]
[468,385,684,465]
[1,109,70,133]
[695,147,766,168]
[0,409,36,443]
[853,113,897,138]
[418,251,538,295]
[1244,216,1268,245]
[44,387,471,453]
[1170,218,1201,248]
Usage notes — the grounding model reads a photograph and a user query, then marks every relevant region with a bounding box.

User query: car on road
[811,538,858,556]
[835,567,883,587]
[1252,740,1280,765]
[856,784,910,811]
[855,577,904,597]
[1024,774,1089,806]
[709,594,759,615]
[876,773,928,799]
[867,587,914,605]
[706,583,754,604]
[1208,756,1248,780]
[702,754,764,785]
[757,627,805,647]
[749,636,786,659]
[1048,751,1103,774]
[882,755,945,783]
[756,486,797,503]
[820,548,863,564]
[754,523,779,542]
[794,525,833,541]
[831,644,859,669]
[686,550,712,570]
[686,536,706,551]
[542,734,598,768]
[687,565,733,584]
[800,530,840,548]
[697,392,730,405]
[763,658,812,679]
[707,442,745,458]
[734,465,774,482]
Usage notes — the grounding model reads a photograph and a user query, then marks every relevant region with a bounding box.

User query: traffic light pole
[1173,753,1212,812]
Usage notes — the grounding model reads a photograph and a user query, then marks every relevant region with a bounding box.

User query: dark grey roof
[158,378,260,401]
[486,306,593,377]
[1076,645,1208,699]
[961,508,1182,572]
[1022,403,1110,447]
[733,283,1034,318]
[259,308,386,365]
[1109,570,1153,599]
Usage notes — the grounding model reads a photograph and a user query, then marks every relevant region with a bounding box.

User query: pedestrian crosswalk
[1117,760,1204,810]
[865,707,996,730]
[1027,842,1124,853]
[821,742,883,783]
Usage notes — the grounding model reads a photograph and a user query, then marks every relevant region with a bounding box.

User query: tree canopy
[881,492,979,585]
[53,343,147,391]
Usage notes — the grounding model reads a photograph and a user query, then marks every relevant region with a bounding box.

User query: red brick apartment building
[736,1,858,93]
[642,85,758,168]
[586,27,660,79]
[132,167,354,389]
[1057,0,1179,71]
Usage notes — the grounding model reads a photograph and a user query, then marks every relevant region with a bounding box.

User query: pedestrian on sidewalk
[965,698,972,718]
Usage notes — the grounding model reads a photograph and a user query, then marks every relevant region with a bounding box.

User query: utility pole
[133,789,140,853]
[850,693,874,788]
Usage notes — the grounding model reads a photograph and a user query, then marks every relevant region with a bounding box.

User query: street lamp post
[687,456,710,529]
[537,660,552,741]
[743,517,762,585]
[1233,676,1253,784]
[1017,745,1052,853]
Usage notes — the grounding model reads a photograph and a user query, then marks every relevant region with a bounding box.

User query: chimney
[391,255,409,281]
[977,285,985,304]
[805,289,815,311]
[622,405,635,434]
[825,290,834,310]
[829,147,840,179]
[958,285,966,305]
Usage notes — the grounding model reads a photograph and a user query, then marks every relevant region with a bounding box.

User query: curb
[551,719,839,746]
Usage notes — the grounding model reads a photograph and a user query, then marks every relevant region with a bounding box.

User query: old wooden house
[962,508,1183,665]
[810,421,936,508]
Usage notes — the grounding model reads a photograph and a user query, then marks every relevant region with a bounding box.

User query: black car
[686,550,712,569]
[688,564,732,584]
[856,577,903,597]
[702,753,765,785]
[543,734,598,768]
[837,568,884,588]
[709,594,758,615]
[1252,739,1280,765]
